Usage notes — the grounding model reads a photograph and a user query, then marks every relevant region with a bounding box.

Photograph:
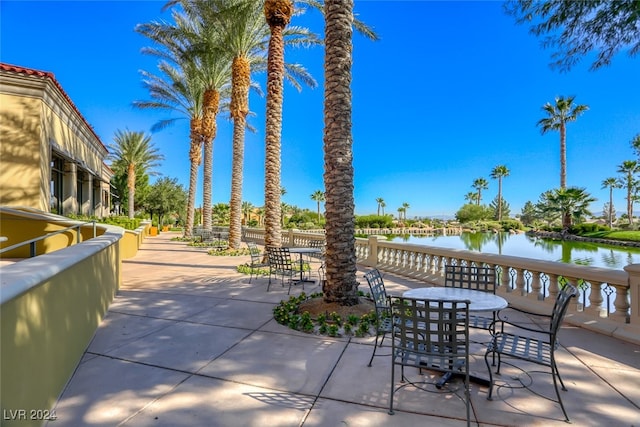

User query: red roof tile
[0,62,108,153]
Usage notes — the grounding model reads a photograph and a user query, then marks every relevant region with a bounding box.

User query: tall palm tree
[134,9,209,237]
[617,160,639,225]
[108,130,164,219]
[380,200,386,216]
[175,0,234,232]
[490,165,510,221]
[310,190,325,222]
[472,178,488,205]
[375,197,384,216]
[537,95,589,189]
[322,0,358,305]
[601,177,620,228]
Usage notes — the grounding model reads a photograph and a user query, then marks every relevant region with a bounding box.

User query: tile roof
[0,62,108,152]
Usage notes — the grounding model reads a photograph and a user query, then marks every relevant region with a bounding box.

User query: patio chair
[266,246,297,294]
[246,242,268,283]
[484,283,578,422]
[444,264,497,332]
[364,269,393,367]
[388,295,471,426]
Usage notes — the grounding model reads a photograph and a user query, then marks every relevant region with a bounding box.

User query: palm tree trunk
[608,187,613,228]
[264,0,292,249]
[202,89,220,230]
[497,178,503,221]
[127,163,136,219]
[323,0,358,306]
[560,123,567,189]
[184,118,203,238]
[229,56,251,249]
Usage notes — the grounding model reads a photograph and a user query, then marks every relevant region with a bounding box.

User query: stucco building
[0,63,112,217]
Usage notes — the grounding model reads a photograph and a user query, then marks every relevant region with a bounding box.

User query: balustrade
[240,227,639,343]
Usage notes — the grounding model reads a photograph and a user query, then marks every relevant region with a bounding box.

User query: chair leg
[367,331,385,367]
[484,350,496,401]
[389,357,395,415]
[551,361,570,422]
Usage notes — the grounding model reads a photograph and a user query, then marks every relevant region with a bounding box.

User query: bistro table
[402,286,508,387]
[288,247,322,284]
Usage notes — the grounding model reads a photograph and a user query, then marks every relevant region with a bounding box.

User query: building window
[50,155,64,214]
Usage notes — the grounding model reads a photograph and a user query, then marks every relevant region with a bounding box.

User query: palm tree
[401,202,410,221]
[631,134,640,158]
[380,200,386,216]
[490,165,510,221]
[472,178,488,205]
[133,62,204,238]
[242,201,254,224]
[375,197,384,216]
[310,190,325,222]
[397,207,405,222]
[108,130,164,219]
[601,177,620,228]
[464,192,479,205]
[617,160,639,225]
[537,95,589,189]
[322,0,358,305]
[543,187,595,230]
[263,0,320,250]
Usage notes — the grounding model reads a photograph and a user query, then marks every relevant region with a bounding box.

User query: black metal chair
[388,295,471,426]
[266,246,297,294]
[364,269,393,367]
[246,242,268,283]
[484,283,578,422]
[445,264,497,333]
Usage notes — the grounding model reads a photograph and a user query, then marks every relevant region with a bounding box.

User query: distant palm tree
[310,190,325,222]
[109,130,164,219]
[402,202,410,220]
[537,95,589,189]
[472,178,488,205]
[601,177,620,228]
[380,200,386,216]
[397,207,405,221]
[490,165,510,221]
[242,201,254,224]
[617,160,640,225]
[464,192,479,205]
[544,187,595,230]
[376,197,384,216]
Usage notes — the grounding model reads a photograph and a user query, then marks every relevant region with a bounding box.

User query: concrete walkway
[49,233,640,426]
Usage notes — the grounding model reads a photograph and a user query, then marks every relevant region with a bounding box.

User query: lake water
[389,232,640,270]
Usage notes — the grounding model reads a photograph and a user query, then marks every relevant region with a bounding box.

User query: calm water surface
[390,232,640,270]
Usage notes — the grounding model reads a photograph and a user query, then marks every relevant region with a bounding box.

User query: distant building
[0,63,112,217]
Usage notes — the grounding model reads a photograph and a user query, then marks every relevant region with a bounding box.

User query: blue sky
[1,1,638,219]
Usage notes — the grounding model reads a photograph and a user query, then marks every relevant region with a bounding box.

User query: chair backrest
[549,283,578,338]
[389,296,470,364]
[444,264,496,293]
[247,242,261,263]
[266,246,293,272]
[364,269,389,317]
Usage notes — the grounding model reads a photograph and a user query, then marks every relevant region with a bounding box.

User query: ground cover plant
[273,292,377,337]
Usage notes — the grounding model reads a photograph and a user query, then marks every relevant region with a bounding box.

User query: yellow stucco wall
[0,94,45,209]
[0,210,106,258]
[0,241,120,427]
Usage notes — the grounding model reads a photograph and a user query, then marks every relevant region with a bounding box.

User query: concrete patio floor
[48,232,640,426]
